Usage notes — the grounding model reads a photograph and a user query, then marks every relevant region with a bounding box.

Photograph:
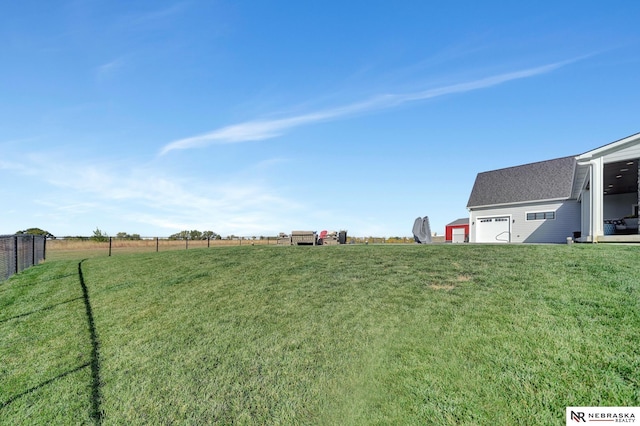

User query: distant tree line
[90,229,224,241]
[115,232,142,240]
[15,228,55,238]
[15,227,239,242]
[168,230,221,240]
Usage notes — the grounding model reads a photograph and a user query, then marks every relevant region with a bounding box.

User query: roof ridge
[479,155,576,174]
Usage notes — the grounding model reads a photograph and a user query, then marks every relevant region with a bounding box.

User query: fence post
[156,237,159,252]
[109,237,112,257]
[207,237,210,248]
[43,236,46,261]
[186,238,188,250]
[31,235,35,267]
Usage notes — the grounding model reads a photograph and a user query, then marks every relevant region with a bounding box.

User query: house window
[526,211,555,221]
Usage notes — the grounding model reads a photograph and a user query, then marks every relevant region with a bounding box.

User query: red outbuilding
[445,218,469,243]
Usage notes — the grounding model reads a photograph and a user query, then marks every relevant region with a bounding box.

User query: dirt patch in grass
[429,283,456,291]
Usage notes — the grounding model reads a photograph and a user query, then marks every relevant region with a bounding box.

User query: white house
[467,132,640,243]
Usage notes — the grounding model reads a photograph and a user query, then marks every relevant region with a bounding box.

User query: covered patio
[574,133,640,242]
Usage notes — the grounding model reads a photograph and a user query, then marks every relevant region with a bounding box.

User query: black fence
[0,235,46,281]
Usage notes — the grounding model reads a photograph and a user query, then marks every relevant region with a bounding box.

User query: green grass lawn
[1,244,639,425]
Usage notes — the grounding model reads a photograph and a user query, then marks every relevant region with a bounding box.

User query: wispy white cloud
[0,160,28,172]
[118,2,188,29]
[96,57,126,80]
[7,152,305,236]
[160,57,583,155]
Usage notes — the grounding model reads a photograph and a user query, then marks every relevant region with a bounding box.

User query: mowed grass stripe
[0,261,94,425]
[1,244,639,425]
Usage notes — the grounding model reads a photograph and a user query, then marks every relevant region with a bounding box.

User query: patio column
[589,157,604,241]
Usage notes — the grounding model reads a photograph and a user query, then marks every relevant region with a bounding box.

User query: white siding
[470,200,581,243]
[603,145,640,163]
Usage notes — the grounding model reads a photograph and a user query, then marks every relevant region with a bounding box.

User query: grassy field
[44,237,434,262]
[44,238,278,261]
[1,244,639,425]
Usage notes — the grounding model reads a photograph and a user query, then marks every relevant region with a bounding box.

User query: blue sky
[2,1,639,238]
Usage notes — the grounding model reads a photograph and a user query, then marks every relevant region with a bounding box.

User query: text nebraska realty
[572,410,635,422]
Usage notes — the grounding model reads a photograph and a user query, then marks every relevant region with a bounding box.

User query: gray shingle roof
[447,218,469,226]
[467,156,577,208]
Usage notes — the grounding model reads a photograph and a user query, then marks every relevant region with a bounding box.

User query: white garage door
[452,227,466,243]
[476,217,510,243]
